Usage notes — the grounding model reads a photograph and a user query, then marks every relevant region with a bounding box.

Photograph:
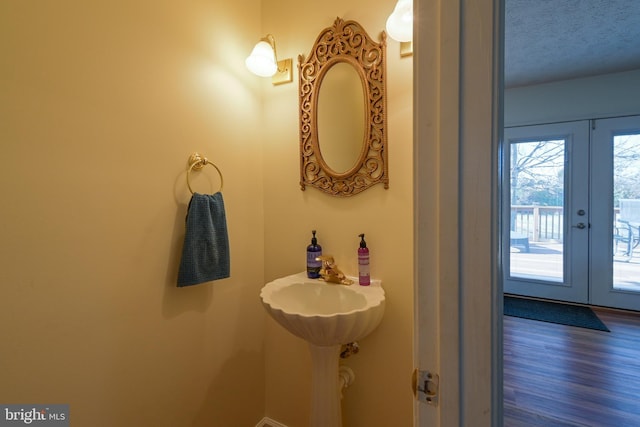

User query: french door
[504,121,590,303]
[503,116,640,311]
[591,116,640,311]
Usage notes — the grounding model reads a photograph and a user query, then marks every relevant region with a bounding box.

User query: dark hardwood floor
[504,308,640,427]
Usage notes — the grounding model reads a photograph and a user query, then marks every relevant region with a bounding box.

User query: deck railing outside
[511,206,563,242]
[511,205,624,243]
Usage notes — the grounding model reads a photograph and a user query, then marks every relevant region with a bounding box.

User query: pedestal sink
[260,272,385,427]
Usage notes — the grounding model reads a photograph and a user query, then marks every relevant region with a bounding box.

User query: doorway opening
[503,116,640,311]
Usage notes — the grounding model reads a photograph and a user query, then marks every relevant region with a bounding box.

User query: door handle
[573,222,587,229]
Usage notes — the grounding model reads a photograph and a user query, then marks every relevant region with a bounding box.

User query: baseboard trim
[255,417,289,427]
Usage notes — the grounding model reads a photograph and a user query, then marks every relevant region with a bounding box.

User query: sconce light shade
[386,0,413,42]
[246,40,278,77]
[246,34,293,85]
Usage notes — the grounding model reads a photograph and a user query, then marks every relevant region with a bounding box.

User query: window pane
[613,133,640,293]
[510,140,565,282]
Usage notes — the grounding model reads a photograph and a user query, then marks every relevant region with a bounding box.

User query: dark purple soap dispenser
[306,230,322,278]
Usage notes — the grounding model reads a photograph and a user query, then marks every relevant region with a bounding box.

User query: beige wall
[0,1,267,426]
[261,0,414,425]
[505,69,640,126]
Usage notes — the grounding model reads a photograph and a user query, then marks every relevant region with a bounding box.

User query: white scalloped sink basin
[260,272,385,346]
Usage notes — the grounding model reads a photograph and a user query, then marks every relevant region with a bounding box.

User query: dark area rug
[504,296,610,331]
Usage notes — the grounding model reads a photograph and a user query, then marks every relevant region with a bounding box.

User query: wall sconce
[386,0,413,56]
[245,34,293,85]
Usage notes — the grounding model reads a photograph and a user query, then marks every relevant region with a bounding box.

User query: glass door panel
[613,138,640,292]
[509,139,565,283]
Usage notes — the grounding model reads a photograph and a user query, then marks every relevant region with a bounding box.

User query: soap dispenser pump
[358,233,370,286]
[306,230,322,278]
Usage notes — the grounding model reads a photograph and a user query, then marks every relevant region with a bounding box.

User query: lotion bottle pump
[358,233,370,286]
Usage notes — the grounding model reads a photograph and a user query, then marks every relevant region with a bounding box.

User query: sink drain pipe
[338,366,355,398]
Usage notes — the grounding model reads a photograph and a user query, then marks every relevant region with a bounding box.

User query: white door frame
[414,0,503,426]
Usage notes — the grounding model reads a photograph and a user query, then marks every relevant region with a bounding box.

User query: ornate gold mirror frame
[299,18,388,197]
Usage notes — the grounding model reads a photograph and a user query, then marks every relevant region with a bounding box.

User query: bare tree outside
[614,134,640,207]
[510,139,565,207]
[511,135,640,209]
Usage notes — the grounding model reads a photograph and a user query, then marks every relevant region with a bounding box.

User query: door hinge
[412,368,439,406]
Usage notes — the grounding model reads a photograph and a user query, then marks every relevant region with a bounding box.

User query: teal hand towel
[177,192,230,287]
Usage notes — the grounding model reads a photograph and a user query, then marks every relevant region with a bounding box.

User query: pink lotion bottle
[358,233,370,286]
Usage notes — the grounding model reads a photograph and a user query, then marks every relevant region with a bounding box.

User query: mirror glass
[317,62,365,173]
[298,18,388,197]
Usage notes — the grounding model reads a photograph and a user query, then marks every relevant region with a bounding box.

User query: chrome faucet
[316,255,353,285]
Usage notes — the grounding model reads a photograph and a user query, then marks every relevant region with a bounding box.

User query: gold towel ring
[187,152,224,194]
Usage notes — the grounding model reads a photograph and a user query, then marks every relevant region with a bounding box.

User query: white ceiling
[505,0,640,88]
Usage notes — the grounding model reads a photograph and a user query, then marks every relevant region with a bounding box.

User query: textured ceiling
[505,0,640,88]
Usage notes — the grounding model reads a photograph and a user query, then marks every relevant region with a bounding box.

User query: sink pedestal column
[308,343,342,427]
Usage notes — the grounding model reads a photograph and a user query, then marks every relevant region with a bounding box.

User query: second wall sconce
[245,34,293,85]
[386,0,413,57]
